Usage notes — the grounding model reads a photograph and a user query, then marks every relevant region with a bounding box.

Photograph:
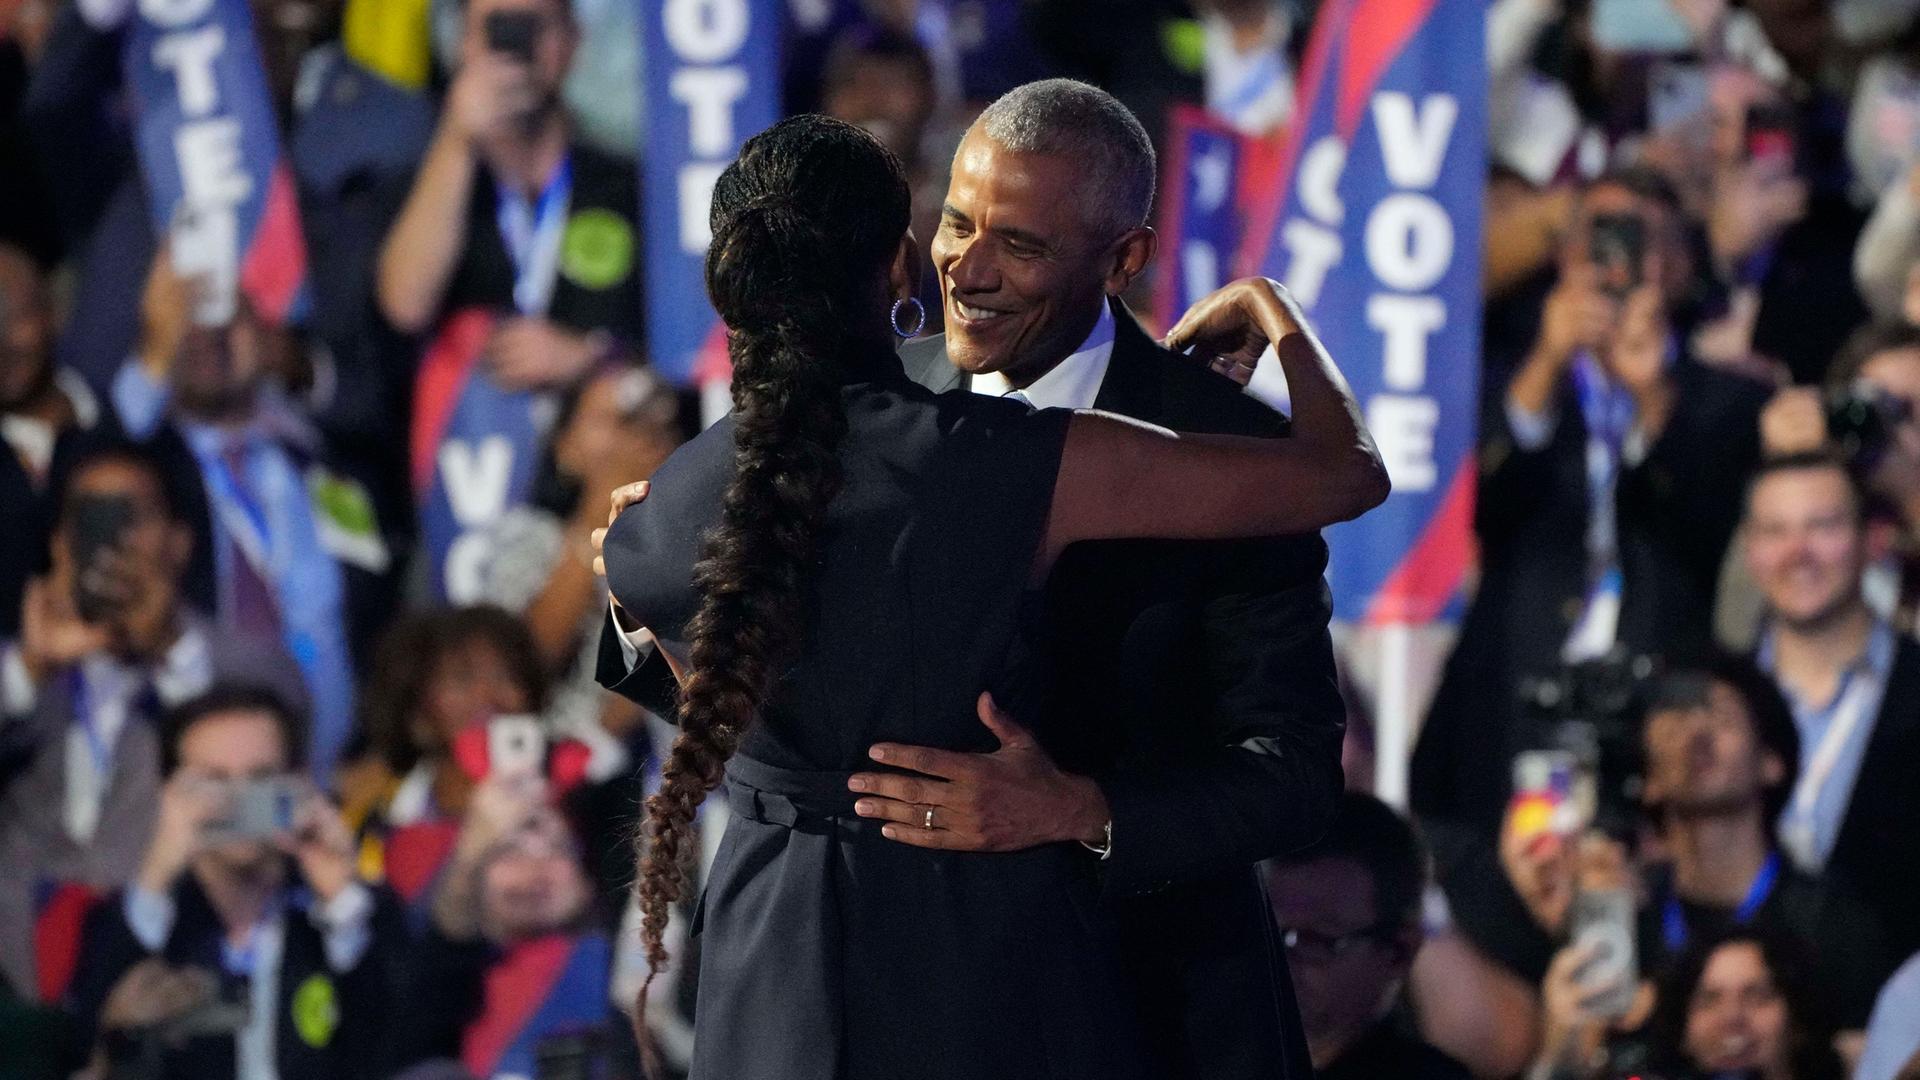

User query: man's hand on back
[849,693,1111,852]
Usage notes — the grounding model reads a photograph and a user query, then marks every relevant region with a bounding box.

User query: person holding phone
[1413,166,1769,944]
[0,444,307,1006]
[377,0,641,385]
[66,684,408,1080]
[1515,658,1890,1080]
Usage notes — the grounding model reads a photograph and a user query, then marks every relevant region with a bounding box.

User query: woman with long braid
[601,114,1386,1079]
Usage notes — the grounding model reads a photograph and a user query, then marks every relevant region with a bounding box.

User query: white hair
[973,79,1156,237]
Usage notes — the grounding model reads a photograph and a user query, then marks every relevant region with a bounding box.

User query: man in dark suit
[66,684,406,1080]
[842,79,1342,1079]
[1744,452,1920,966]
[1412,167,1769,878]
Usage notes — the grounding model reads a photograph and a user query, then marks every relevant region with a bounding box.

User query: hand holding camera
[136,771,232,896]
[16,572,109,687]
[448,10,548,149]
[1533,264,1618,373]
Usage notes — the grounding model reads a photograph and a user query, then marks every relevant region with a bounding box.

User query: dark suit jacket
[897,299,1342,1080]
[66,875,408,1080]
[1412,299,1768,953]
[1827,634,1920,964]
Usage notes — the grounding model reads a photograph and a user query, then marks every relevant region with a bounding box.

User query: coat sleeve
[1093,534,1346,897]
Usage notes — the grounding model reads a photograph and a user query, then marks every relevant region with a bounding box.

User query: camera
[1515,648,1657,836]
[1825,380,1911,477]
[1588,213,1646,300]
[485,10,542,64]
[68,492,138,624]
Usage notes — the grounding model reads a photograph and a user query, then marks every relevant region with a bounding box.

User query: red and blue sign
[641,0,782,385]
[411,308,550,602]
[123,0,309,323]
[462,932,614,1079]
[1242,0,1485,624]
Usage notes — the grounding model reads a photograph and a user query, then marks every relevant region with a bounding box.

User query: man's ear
[1103,227,1156,295]
[890,231,922,302]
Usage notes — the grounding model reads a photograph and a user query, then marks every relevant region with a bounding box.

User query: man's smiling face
[930,127,1121,384]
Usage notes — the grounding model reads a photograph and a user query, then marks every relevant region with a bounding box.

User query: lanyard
[496,156,573,316]
[1782,661,1879,867]
[203,441,276,581]
[67,668,115,777]
[1662,852,1780,951]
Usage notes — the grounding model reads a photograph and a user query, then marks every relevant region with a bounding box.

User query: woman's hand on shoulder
[591,480,652,581]
[1162,277,1307,387]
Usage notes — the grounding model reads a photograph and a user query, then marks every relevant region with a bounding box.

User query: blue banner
[1156,105,1247,330]
[641,0,783,385]
[1244,0,1485,625]
[123,0,308,323]
[411,309,550,602]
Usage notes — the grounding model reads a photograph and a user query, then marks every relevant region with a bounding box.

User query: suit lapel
[1091,299,1165,423]
[1836,638,1920,854]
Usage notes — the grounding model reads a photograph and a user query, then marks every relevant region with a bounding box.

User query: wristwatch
[1080,820,1114,861]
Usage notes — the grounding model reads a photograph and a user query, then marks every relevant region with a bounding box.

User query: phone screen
[68,493,138,624]
[1589,214,1646,299]
[485,10,542,64]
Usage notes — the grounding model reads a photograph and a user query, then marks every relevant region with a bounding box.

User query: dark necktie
[220,441,282,639]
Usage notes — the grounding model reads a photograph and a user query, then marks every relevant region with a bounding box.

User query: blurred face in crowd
[0,247,54,412]
[933,127,1147,384]
[59,458,191,588]
[552,368,680,488]
[1744,464,1867,632]
[1683,941,1792,1080]
[414,637,533,755]
[170,305,271,423]
[822,51,936,169]
[1709,68,1793,173]
[1562,181,1690,310]
[1641,681,1784,817]
[478,807,591,943]
[1859,346,1920,460]
[461,0,577,104]
[176,708,292,878]
[1265,856,1410,1068]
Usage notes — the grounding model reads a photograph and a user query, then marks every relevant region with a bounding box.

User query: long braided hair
[634,115,912,1023]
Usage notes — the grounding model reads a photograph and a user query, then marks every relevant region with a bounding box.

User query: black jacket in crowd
[65,873,408,1080]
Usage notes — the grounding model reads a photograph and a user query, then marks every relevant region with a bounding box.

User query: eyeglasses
[1280,923,1396,964]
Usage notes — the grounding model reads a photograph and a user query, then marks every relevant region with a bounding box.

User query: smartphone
[1589,213,1646,299]
[208,777,300,841]
[485,10,542,64]
[169,202,238,329]
[1510,749,1579,847]
[1570,887,1639,1019]
[1744,102,1798,168]
[488,714,547,781]
[67,493,138,624]
[1589,0,1695,54]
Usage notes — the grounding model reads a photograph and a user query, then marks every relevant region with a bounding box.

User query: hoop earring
[890,297,926,339]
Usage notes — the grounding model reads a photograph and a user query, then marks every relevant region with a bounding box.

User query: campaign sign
[641,0,782,384]
[123,0,308,322]
[1243,0,1486,625]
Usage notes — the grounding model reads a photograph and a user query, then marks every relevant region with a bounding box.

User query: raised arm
[1040,280,1387,569]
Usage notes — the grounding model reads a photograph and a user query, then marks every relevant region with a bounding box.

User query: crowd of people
[3,0,1920,1078]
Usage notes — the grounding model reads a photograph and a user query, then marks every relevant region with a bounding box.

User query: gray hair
[973,79,1157,238]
